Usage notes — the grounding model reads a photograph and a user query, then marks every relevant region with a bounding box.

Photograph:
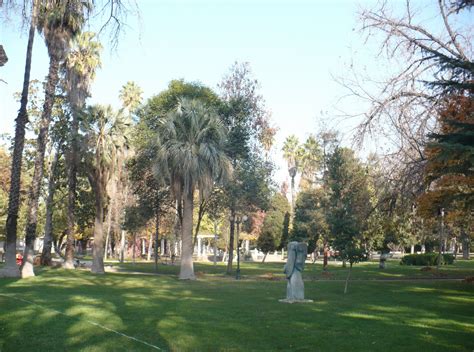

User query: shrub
[400,253,454,266]
[443,253,455,265]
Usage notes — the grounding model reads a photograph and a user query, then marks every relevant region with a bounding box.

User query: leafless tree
[336,0,473,205]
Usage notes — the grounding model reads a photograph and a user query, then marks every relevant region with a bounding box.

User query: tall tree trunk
[193,198,206,246]
[91,178,105,274]
[64,114,79,269]
[147,225,153,261]
[323,245,329,271]
[132,233,136,265]
[154,211,160,272]
[261,252,267,263]
[103,202,113,261]
[226,207,236,274]
[2,0,37,278]
[40,148,60,266]
[437,218,444,270]
[290,175,296,215]
[21,56,61,278]
[179,190,195,280]
[119,229,125,263]
[462,228,470,260]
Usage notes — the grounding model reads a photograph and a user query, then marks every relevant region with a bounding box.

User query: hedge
[400,253,454,266]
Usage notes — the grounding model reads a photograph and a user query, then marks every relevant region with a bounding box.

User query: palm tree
[102,81,142,261]
[299,135,323,189]
[82,105,130,274]
[21,0,91,278]
[2,0,38,278]
[155,98,230,280]
[282,135,302,215]
[61,31,102,269]
[119,81,143,113]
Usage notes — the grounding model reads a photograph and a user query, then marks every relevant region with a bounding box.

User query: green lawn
[110,258,474,281]
[0,261,473,351]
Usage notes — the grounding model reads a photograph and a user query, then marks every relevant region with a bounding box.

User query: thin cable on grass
[0,293,164,351]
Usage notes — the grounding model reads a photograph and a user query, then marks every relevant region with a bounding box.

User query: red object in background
[16,253,23,266]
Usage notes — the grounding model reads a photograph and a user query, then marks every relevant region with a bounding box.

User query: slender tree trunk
[54,231,67,257]
[64,114,79,268]
[454,237,458,260]
[132,233,136,265]
[21,56,61,278]
[323,246,329,271]
[437,219,444,270]
[154,211,160,272]
[290,175,296,215]
[103,203,113,261]
[41,148,60,266]
[147,225,153,261]
[344,263,352,294]
[119,229,125,263]
[226,207,236,274]
[179,190,195,280]
[462,228,470,260]
[91,179,105,274]
[261,252,267,263]
[2,0,37,278]
[193,198,205,246]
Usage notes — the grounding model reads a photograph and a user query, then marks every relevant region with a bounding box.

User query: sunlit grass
[108,257,474,281]
[0,265,473,351]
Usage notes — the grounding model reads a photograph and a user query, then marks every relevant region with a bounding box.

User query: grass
[110,258,474,281]
[0,260,473,351]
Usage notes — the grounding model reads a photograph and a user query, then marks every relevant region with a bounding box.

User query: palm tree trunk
[64,114,79,269]
[103,202,113,261]
[21,56,61,278]
[2,0,37,278]
[91,177,105,274]
[179,190,195,280]
[290,175,296,215]
[41,148,60,266]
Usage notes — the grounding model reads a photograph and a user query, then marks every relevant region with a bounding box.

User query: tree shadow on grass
[0,269,473,351]
[0,270,171,351]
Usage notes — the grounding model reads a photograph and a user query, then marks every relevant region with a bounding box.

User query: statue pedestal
[279,298,313,304]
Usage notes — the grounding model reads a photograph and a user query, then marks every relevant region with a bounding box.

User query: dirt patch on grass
[462,276,474,284]
[258,273,284,281]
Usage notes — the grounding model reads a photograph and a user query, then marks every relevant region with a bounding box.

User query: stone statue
[280,241,312,303]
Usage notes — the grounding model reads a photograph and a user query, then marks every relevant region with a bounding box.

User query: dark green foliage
[228,152,273,212]
[123,205,151,234]
[138,79,221,133]
[256,228,276,255]
[279,212,290,250]
[338,246,368,266]
[427,105,474,182]
[291,189,327,249]
[326,147,371,252]
[260,193,289,249]
[401,253,455,266]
